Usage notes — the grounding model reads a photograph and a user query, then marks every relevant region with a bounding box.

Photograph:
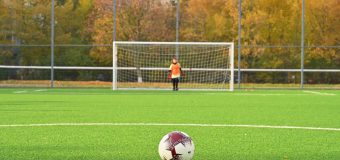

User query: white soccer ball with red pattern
[158,131,195,160]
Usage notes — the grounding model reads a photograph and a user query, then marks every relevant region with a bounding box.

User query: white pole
[229,43,234,91]
[237,0,242,89]
[113,0,117,42]
[112,43,118,90]
[51,0,55,88]
[301,0,305,89]
[175,0,180,59]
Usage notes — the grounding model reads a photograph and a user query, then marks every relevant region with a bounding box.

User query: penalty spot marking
[0,123,339,132]
[303,91,336,96]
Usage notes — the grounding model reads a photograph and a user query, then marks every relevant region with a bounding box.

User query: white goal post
[112,41,234,91]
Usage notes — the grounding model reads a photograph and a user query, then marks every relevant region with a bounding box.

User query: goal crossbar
[113,41,234,46]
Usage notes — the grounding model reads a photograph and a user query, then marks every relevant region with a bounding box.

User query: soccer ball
[158,131,195,160]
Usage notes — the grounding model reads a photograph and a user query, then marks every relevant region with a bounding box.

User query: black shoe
[176,88,179,91]
[173,88,176,91]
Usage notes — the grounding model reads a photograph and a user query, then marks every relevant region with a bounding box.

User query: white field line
[303,91,336,96]
[34,89,47,92]
[7,92,320,96]
[13,91,27,94]
[0,123,339,132]
[38,92,308,96]
[209,93,309,96]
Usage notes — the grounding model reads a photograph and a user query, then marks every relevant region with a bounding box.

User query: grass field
[0,89,339,159]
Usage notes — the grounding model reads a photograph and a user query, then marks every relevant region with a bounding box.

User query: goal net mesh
[114,42,234,90]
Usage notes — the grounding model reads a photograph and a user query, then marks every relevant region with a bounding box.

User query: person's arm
[168,64,173,73]
[168,64,173,79]
[179,63,185,76]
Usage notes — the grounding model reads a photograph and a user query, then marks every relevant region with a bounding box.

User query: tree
[88,0,175,65]
[181,0,237,42]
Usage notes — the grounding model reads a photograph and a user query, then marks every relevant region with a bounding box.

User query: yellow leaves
[305,0,339,46]
[242,0,301,46]
[182,0,236,41]
[0,0,337,69]
[213,14,227,37]
[89,13,112,65]
[306,48,337,65]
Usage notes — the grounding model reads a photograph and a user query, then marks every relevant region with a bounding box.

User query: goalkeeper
[168,58,183,91]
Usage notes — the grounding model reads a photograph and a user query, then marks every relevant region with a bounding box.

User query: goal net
[113,42,234,91]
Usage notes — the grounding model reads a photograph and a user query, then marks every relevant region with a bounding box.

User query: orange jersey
[169,63,181,78]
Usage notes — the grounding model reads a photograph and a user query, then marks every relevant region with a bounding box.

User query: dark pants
[172,78,179,90]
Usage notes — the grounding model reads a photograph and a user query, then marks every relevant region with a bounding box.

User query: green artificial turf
[0,89,339,159]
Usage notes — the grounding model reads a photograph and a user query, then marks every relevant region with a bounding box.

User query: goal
[112,42,234,91]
